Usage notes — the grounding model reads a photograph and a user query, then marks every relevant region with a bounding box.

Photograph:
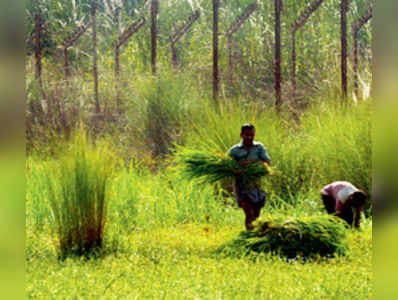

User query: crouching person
[321,181,366,228]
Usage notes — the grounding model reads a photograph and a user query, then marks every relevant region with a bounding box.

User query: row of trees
[26,0,373,114]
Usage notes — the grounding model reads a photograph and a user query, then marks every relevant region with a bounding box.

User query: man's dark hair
[350,190,367,209]
[241,123,255,134]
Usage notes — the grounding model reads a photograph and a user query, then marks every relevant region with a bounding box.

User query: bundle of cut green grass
[177,150,271,185]
[217,215,348,258]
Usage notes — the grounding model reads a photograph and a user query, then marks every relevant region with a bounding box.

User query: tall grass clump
[43,129,116,258]
[129,71,202,157]
[218,215,348,259]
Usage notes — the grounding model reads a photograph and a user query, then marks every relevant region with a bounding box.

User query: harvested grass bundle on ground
[217,215,348,258]
[176,150,271,185]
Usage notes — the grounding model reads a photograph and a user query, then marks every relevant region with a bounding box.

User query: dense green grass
[26,91,372,298]
[26,154,372,298]
[26,221,372,299]
[180,99,371,208]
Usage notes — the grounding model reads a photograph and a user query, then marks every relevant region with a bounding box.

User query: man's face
[241,129,255,146]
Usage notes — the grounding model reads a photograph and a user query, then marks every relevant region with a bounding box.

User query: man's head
[348,190,367,209]
[240,123,255,146]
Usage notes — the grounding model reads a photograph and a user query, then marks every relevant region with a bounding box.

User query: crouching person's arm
[354,206,364,228]
[351,190,366,228]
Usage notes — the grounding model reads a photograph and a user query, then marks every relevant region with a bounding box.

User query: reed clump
[44,129,116,258]
[218,215,348,258]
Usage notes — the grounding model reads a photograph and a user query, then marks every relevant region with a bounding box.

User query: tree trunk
[171,43,177,68]
[151,0,158,75]
[115,45,120,77]
[213,0,219,105]
[64,47,70,78]
[34,14,43,90]
[274,0,282,112]
[92,0,100,113]
[340,0,348,99]
[34,14,42,81]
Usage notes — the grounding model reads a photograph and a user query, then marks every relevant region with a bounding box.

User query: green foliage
[218,215,348,258]
[26,156,54,228]
[127,71,202,157]
[26,222,372,298]
[25,1,373,296]
[176,149,271,185]
[26,116,372,297]
[102,161,143,235]
[180,99,371,206]
[27,91,372,213]
[27,153,233,232]
[25,0,372,99]
[42,129,116,258]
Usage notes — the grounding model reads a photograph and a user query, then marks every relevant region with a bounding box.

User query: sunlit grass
[26,93,372,298]
[39,129,117,258]
[26,221,372,299]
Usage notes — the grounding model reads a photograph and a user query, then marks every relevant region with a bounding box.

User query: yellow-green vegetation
[182,100,372,208]
[38,130,117,258]
[218,215,348,258]
[177,149,271,185]
[25,0,372,295]
[26,222,372,299]
[26,98,372,298]
[26,144,372,298]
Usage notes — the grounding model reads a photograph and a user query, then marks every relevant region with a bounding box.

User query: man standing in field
[229,124,271,230]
